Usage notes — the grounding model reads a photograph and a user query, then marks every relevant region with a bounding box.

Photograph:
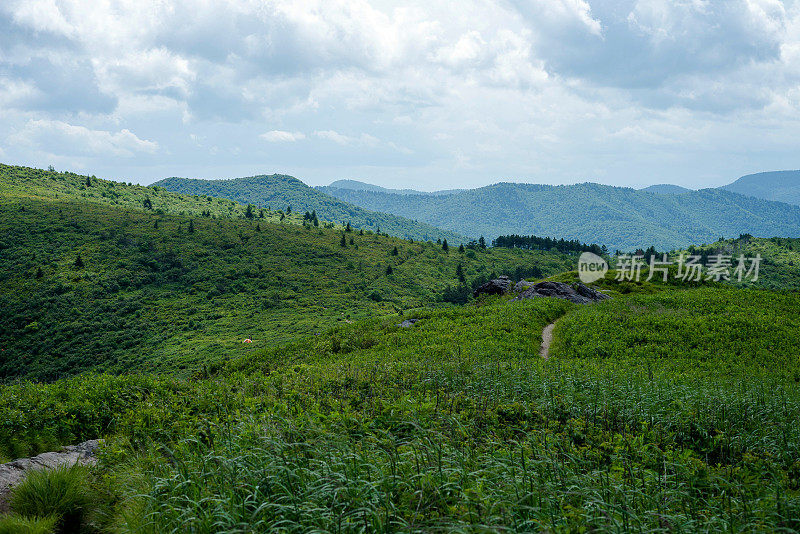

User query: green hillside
[0,168,575,381]
[327,179,464,196]
[639,183,692,194]
[721,170,800,206]
[320,182,800,251]
[2,281,799,531]
[153,174,467,243]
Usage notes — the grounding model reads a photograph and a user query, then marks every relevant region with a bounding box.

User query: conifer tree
[74,254,84,268]
[245,204,254,219]
[143,197,153,210]
[36,267,43,279]
[442,239,449,252]
[456,263,465,283]
[188,220,195,233]
[346,222,352,232]
[386,265,393,275]
[391,246,399,256]
[340,234,347,247]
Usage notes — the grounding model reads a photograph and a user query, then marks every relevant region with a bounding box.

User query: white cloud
[260,130,306,142]
[10,119,158,158]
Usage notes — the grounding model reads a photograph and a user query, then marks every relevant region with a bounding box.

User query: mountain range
[153,175,466,244]
[154,170,800,251]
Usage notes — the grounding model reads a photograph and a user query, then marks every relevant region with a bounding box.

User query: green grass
[0,286,799,531]
[0,514,58,534]
[0,194,574,381]
[9,465,92,533]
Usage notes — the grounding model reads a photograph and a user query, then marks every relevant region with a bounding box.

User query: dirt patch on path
[0,440,100,512]
[540,322,556,359]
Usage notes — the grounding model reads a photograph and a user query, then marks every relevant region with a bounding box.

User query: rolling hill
[319,181,800,251]
[0,164,575,381]
[721,170,800,206]
[152,174,467,243]
[328,179,464,196]
[639,184,692,194]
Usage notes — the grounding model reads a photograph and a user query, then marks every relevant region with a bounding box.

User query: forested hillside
[320,181,800,250]
[0,170,575,381]
[721,170,800,206]
[153,174,467,243]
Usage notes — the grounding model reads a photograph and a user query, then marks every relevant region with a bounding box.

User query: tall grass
[10,465,93,533]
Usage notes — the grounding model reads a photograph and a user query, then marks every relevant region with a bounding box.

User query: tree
[280,212,286,222]
[311,210,318,227]
[286,205,292,214]
[245,204,255,219]
[478,236,486,249]
[143,197,153,210]
[259,209,265,218]
[359,229,364,236]
[47,165,55,172]
[349,236,354,245]
[442,239,449,252]
[36,267,43,279]
[154,219,159,229]
[74,254,84,268]
[459,244,465,253]
[391,246,399,256]
[85,175,92,187]
[340,234,347,247]
[386,265,393,275]
[255,223,261,232]
[346,222,352,232]
[456,263,465,283]
[188,220,195,233]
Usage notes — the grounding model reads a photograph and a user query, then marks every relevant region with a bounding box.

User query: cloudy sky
[1,0,799,189]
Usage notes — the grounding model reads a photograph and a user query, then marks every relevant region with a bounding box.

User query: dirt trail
[540,322,556,359]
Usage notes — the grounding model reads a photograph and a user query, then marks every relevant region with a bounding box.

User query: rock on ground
[0,440,101,512]
[473,276,610,305]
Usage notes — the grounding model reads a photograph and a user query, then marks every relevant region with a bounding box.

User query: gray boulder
[472,275,512,297]
[515,281,609,304]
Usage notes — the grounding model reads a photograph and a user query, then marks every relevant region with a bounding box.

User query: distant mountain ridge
[152,174,467,243]
[720,170,800,206]
[640,184,692,195]
[319,181,800,251]
[327,179,464,196]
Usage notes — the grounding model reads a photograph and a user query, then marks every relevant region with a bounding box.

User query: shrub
[10,465,93,533]
[0,514,58,534]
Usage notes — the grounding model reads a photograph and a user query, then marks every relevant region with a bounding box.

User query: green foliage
[153,174,467,243]
[722,170,800,206]
[0,514,58,534]
[320,182,800,250]
[0,194,573,381]
[10,465,92,533]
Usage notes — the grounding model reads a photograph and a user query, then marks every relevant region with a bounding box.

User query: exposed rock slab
[515,281,610,304]
[0,440,100,511]
[472,275,512,297]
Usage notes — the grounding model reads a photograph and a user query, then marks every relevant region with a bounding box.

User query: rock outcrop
[472,275,512,297]
[473,276,609,305]
[515,281,610,304]
[0,440,101,511]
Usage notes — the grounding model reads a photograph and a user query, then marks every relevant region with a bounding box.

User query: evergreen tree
[286,205,292,214]
[85,175,92,187]
[359,229,364,235]
[349,236,354,245]
[188,220,195,233]
[478,236,486,249]
[340,234,347,247]
[143,197,153,209]
[74,254,84,268]
[36,267,43,279]
[456,263,465,283]
[346,222,352,232]
[386,265,393,275]
[280,212,286,222]
[245,204,255,219]
[442,239,449,252]
[255,223,261,232]
[391,246,399,256]
[459,244,465,253]
[154,219,159,229]
[311,210,318,226]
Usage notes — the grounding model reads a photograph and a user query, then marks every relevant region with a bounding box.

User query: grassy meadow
[1,165,799,532]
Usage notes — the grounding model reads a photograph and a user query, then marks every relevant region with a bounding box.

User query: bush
[10,465,93,533]
[0,514,57,534]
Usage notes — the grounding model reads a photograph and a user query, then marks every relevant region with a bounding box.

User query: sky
[1,0,800,190]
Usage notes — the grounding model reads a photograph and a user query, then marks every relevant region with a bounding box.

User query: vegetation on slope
[320,181,800,251]
[721,170,800,206]
[0,194,573,381]
[0,285,798,531]
[153,174,467,243]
